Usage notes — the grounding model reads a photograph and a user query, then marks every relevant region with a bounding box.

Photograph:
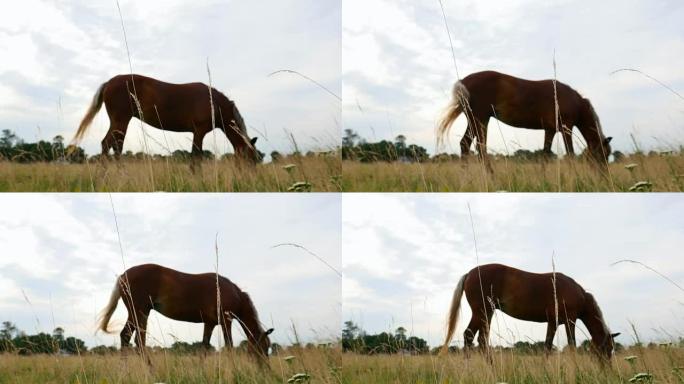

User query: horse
[98,264,273,360]
[437,70,612,167]
[441,263,619,360]
[72,74,260,163]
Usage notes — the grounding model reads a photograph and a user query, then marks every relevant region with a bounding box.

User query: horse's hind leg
[460,125,475,157]
[543,128,555,156]
[463,318,478,357]
[110,120,130,159]
[473,117,492,171]
[190,129,208,172]
[120,314,135,350]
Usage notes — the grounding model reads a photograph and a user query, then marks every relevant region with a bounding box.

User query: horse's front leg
[202,323,215,351]
[560,125,575,157]
[544,321,558,353]
[220,319,233,350]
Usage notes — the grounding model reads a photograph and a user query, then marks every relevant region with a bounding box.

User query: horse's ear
[611,332,620,339]
[604,137,612,145]
[265,328,274,335]
[250,137,258,146]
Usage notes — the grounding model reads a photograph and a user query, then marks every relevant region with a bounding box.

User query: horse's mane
[582,98,605,138]
[212,88,248,137]
[585,292,610,336]
[236,289,265,334]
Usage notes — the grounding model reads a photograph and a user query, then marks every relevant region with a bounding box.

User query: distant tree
[342,129,359,148]
[90,345,117,355]
[395,135,406,150]
[270,151,283,163]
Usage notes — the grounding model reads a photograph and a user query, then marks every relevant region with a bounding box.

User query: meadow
[0,348,341,384]
[342,347,684,383]
[341,153,684,192]
[0,155,341,192]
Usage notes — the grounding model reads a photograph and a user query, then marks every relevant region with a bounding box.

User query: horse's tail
[97,276,121,334]
[441,273,468,355]
[72,82,106,146]
[441,273,468,354]
[436,81,469,149]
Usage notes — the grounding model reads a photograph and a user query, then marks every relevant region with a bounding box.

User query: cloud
[0,194,341,347]
[342,194,684,348]
[343,0,684,155]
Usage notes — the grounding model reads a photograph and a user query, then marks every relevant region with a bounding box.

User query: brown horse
[98,264,273,359]
[72,74,260,162]
[437,71,612,166]
[442,264,619,360]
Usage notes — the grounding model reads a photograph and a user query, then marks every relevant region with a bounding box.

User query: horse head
[591,331,620,361]
[255,327,274,357]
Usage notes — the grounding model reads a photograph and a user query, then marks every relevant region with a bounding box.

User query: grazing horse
[98,264,273,359]
[441,264,619,360]
[72,74,260,163]
[437,71,612,166]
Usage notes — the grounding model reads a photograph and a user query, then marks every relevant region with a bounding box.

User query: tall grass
[0,156,341,192]
[342,153,684,192]
[342,347,684,383]
[0,347,341,384]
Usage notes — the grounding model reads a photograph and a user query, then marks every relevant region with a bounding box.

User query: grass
[0,347,341,384]
[342,347,684,383]
[341,154,684,192]
[0,155,341,192]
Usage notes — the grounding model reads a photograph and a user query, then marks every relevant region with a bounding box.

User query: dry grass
[0,156,341,192]
[342,347,684,383]
[0,347,341,384]
[341,154,684,192]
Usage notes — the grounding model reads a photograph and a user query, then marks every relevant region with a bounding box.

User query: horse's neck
[234,294,262,340]
[577,100,604,144]
[581,297,608,342]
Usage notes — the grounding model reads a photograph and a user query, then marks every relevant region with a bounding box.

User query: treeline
[342,321,429,355]
[341,129,560,163]
[0,321,334,356]
[342,130,429,163]
[342,320,661,356]
[342,129,684,163]
[0,322,88,355]
[0,130,86,163]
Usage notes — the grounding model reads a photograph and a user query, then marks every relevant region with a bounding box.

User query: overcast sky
[0,0,340,158]
[343,0,684,156]
[343,194,684,348]
[0,194,341,348]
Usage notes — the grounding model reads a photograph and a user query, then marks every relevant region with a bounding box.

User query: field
[0,156,341,192]
[343,347,684,383]
[341,154,684,192]
[0,348,341,384]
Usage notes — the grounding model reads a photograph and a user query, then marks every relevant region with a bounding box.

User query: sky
[0,194,341,348]
[343,0,684,156]
[343,194,684,348]
[0,0,341,159]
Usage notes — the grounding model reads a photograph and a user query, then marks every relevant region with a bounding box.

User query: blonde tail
[72,82,106,146]
[97,276,121,334]
[436,81,468,149]
[441,273,467,355]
